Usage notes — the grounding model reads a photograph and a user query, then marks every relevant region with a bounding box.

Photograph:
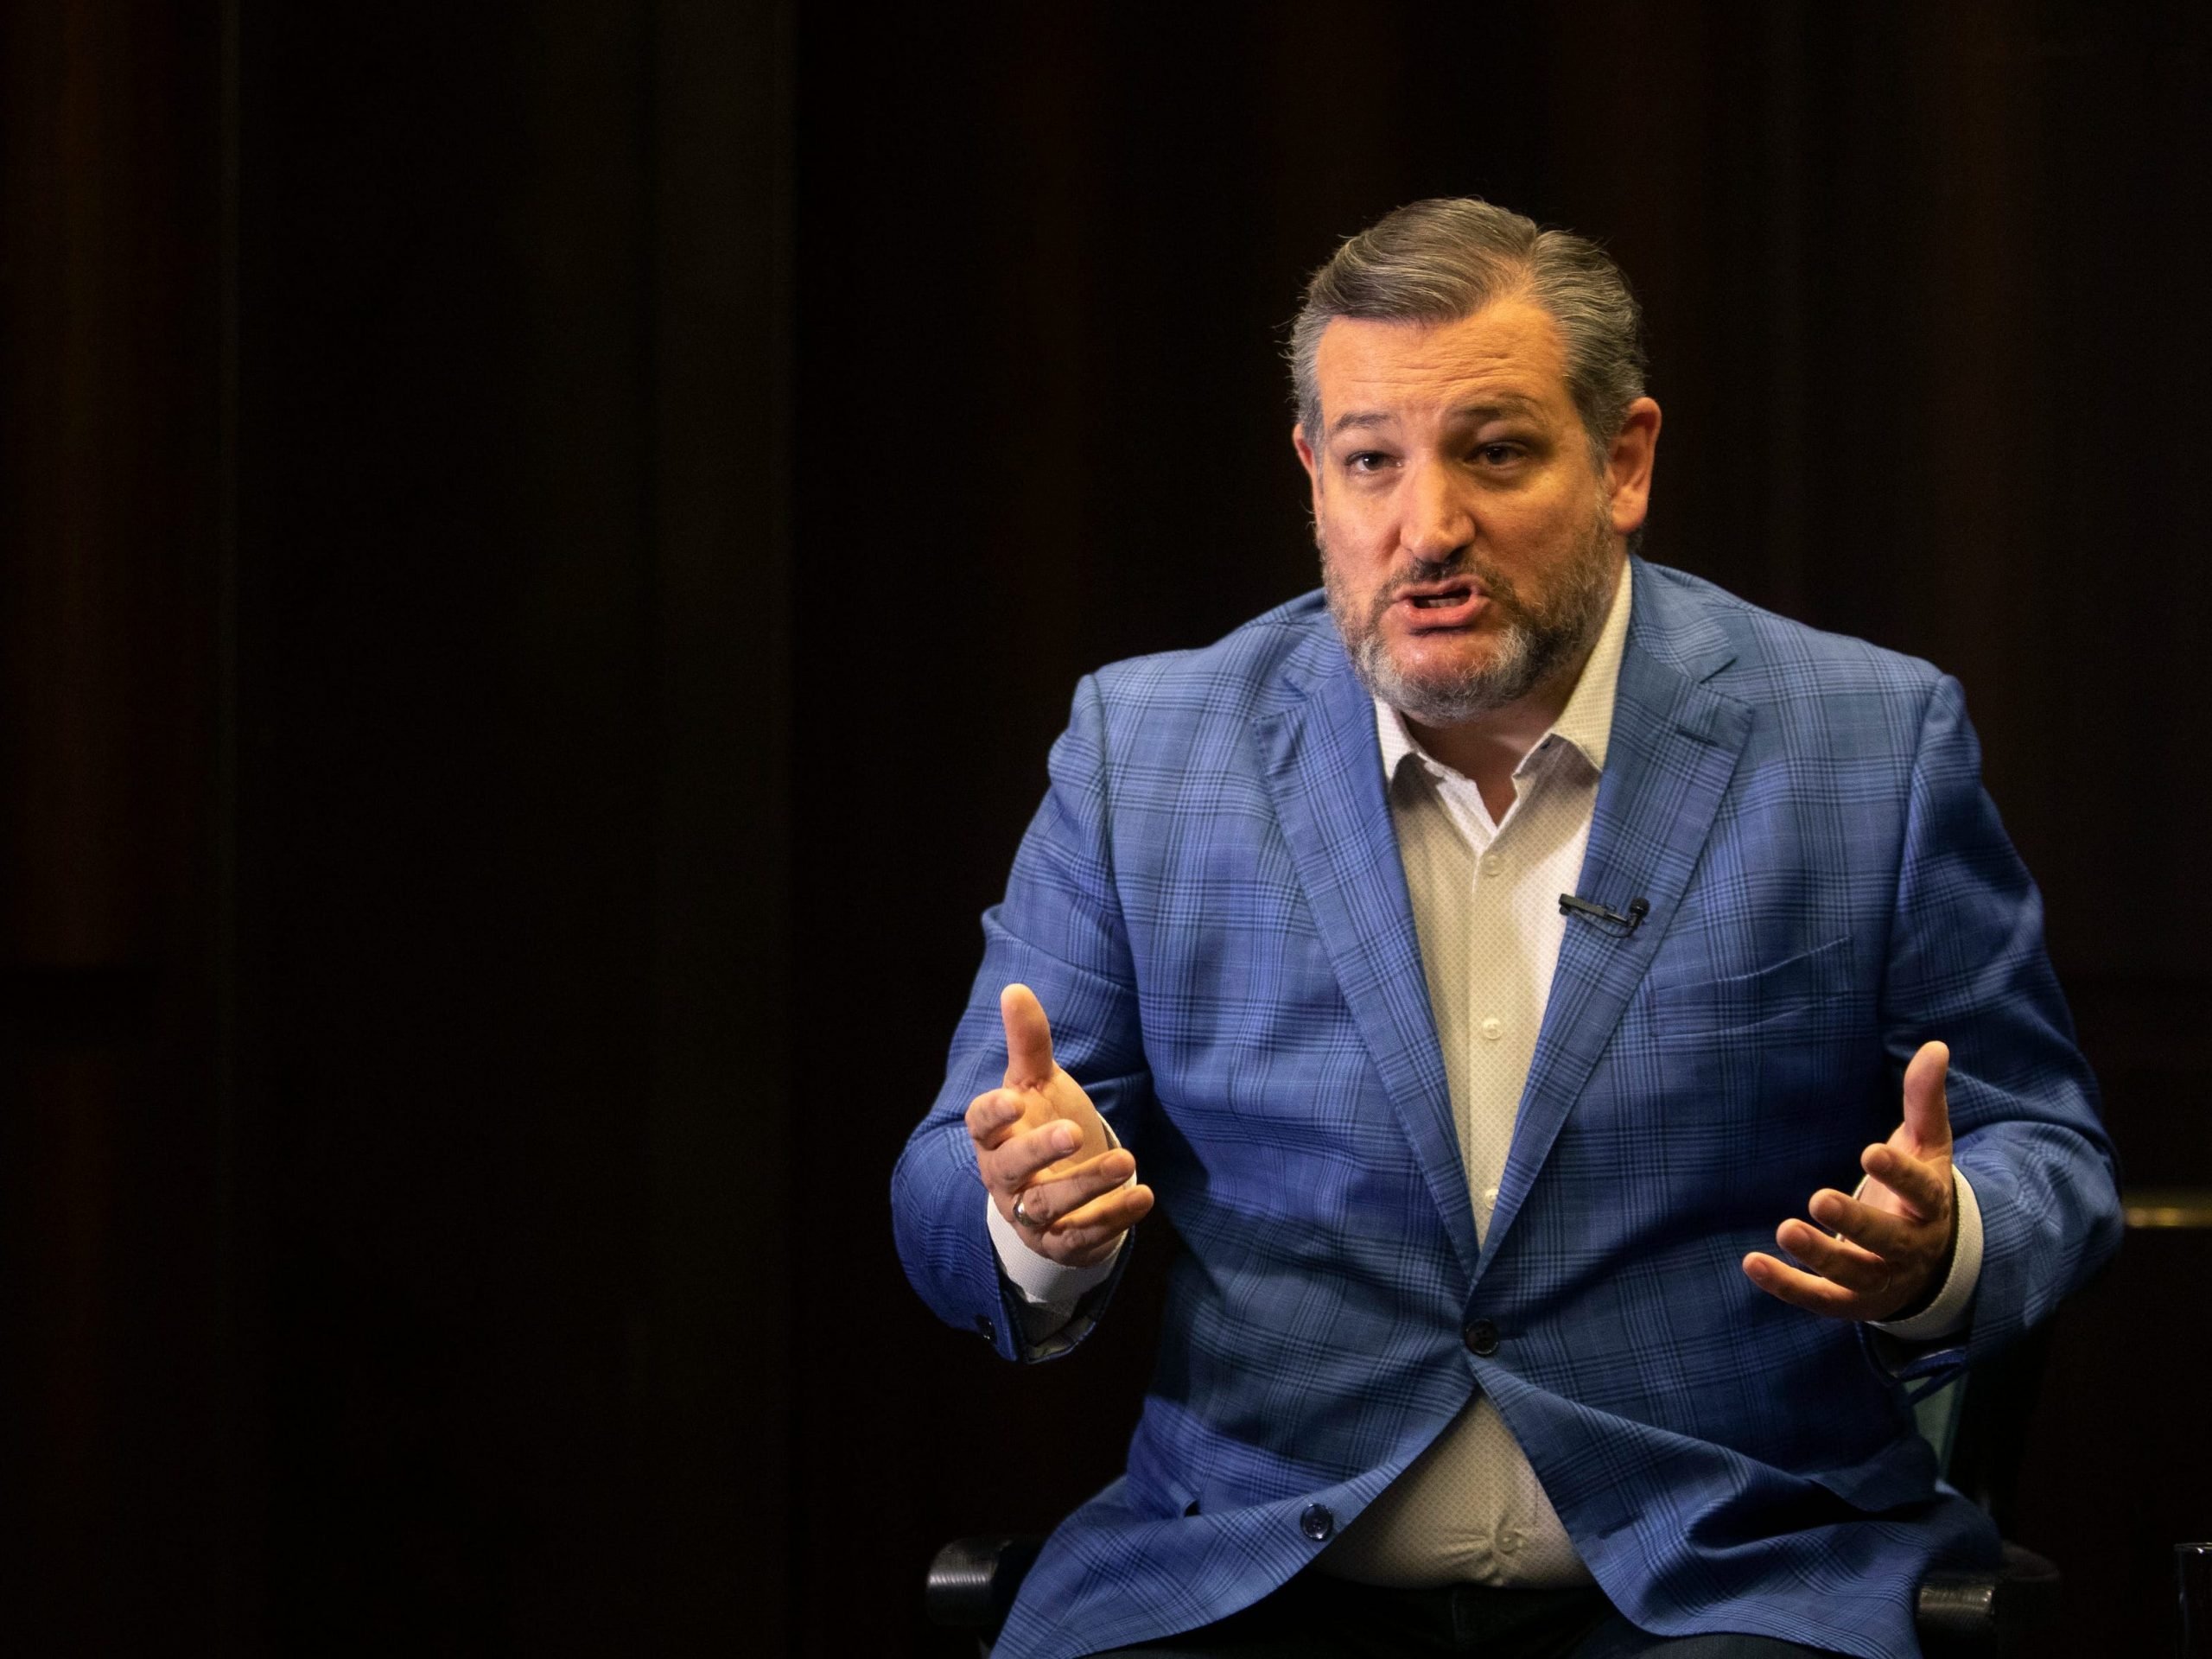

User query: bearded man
[892,198,2120,1659]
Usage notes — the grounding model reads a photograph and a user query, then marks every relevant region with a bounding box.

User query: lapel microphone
[1559,893,1650,937]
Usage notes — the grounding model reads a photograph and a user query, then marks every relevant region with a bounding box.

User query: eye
[1342,450,1392,475]
[1472,442,1524,467]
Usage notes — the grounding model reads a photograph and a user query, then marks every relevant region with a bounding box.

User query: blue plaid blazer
[893,559,2120,1659]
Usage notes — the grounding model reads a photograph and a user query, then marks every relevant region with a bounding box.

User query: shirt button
[1497,1526,1524,1554]
[1479,1016,1503,1040]
[1480,853,1503,876]
[1481,1186,1498,1205]
[1300,1503,1335,1541]
[1463,1319,1501,1357]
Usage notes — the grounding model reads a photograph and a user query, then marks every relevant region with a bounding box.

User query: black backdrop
[4,3,2209,1654]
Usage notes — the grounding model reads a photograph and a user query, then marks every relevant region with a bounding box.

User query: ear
[1602,397,1662,536]
[1293,422,1324,512]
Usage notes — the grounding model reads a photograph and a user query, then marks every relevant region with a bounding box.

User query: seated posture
[892,199,2120,1659]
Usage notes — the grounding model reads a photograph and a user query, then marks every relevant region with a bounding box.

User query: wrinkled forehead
[1310,300,1574,439]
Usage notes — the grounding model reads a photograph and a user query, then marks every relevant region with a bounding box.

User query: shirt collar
[1373,556,1635,784]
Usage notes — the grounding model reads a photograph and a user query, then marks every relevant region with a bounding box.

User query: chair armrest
[925,1535,1044,1632]
[1916,1541,2061,1653]
[931,1531,2060,1645]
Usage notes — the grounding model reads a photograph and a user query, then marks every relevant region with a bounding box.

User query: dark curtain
[3,2,2204,1653]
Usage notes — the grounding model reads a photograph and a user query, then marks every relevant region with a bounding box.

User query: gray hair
[1288,198,1648,474]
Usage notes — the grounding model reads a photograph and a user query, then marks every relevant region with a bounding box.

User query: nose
[1398,457,1475,564]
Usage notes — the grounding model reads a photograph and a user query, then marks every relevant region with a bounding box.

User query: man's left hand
[1742,1040,1957,1322]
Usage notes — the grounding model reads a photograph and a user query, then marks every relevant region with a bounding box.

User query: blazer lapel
[1255,632,1482,1288]
[1479,565,1753,1271]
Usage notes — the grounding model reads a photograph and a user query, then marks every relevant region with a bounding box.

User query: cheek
[1319,543,1389,612]
[1482,503,1593,573]
[1317,500,1392,567]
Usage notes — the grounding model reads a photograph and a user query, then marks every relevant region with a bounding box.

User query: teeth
[1409,593,1462,608]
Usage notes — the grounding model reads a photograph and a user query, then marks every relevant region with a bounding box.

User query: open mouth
[1395,582,1484,626]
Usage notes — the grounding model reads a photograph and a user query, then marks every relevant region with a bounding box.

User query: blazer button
[1463,1319,1500,1357]
[1300,1503,1335,1541]
[975,1315,996,1344]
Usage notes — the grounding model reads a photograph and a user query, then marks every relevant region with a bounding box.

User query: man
[892,199,2120,1658]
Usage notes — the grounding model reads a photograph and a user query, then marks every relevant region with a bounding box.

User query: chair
[927,1326,2063,1656]
[1914,1320,2063,1653]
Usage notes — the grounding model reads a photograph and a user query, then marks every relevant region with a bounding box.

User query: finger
[1775,1218,1894,1294]
[1050,1178,1153,1237]
[1741,1250,1873,1319]
[1001,983,1056,1088]
[1808,1187,1922,1258]
[1899,1040,1952,1155]
[963,1089,1026,1150]
[1006,1150,1138,1229]
[980,1119,1083,1192]
[1044,1185,1155,1262]
[1860,1141,1949,1217]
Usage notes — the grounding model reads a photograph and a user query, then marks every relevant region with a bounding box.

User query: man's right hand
[966,983,1154,1268]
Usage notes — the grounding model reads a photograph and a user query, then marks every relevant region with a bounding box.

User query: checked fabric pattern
[892,558,2121,1659]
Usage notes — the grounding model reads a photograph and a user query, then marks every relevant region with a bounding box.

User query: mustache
[1370,550,1519,614]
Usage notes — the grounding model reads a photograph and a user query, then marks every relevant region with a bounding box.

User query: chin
[1365,629,1541,725]
[1391,641,1506,690]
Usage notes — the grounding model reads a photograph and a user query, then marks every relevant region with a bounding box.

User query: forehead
[1312,299,1573,434]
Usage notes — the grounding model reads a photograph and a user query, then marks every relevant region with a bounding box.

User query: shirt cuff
[1869,1167,1983,1342]
[987,1192,1124,1307]
[985,1117,1135,1314]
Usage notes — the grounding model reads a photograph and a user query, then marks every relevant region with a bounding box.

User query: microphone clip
[1559,893,1649,938]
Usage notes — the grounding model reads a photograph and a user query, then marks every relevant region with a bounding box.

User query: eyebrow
[1326,396,1545,442]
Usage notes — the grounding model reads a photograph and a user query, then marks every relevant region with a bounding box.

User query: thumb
[1901,1039,1952,1154]
[1000,983,1056,1087]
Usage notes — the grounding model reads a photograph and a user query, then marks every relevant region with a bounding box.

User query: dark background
[4,1,2207,1652]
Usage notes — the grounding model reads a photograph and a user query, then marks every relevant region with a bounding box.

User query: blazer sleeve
[1871,672,2123,1380]
[891,674,1156,1363]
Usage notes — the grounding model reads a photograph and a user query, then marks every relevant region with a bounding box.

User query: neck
[1403,663,1581,821]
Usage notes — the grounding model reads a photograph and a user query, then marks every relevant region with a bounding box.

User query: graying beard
[1348,613,1542,723]
[1319,516,1613,726]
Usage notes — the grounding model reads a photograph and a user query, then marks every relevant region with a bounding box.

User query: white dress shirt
[988,559,1983,1585]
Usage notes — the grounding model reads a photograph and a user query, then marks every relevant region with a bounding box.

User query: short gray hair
[1289,198,1648,471]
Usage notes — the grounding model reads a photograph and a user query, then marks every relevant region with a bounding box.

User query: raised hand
[965,983,1154,1268]
[1743,1040,1958,1322]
